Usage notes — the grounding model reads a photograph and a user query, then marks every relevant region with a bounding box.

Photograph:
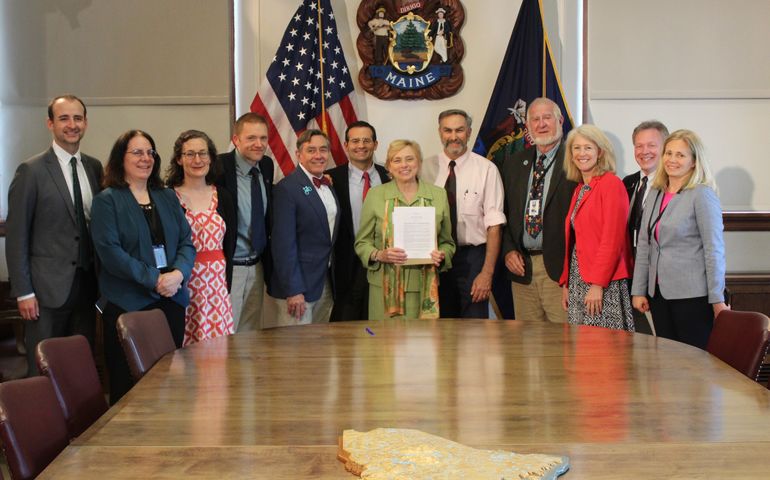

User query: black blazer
[215,151,275,293]
[326,163,390,294]
[496,143,576,284]
[622,171,641,203]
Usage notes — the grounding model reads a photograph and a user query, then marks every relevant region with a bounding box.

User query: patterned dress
[176,188,234,346]
[567,185,634,331]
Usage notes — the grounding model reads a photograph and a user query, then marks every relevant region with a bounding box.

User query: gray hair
[438,109,472,128]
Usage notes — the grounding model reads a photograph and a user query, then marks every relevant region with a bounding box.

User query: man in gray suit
[6,95,103,376]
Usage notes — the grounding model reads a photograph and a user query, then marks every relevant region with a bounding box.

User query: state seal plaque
[357,1,465,100]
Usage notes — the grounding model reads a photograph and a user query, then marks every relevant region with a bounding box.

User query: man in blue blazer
[6,95,103,376]
[268,130,340,327]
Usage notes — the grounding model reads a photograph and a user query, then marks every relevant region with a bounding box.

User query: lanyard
[646,188,681,244]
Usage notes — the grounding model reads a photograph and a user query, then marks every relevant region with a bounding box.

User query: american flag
[250,0,359,178]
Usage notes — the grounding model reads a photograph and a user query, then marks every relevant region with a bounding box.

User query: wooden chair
[0,377,69,480]
[707,310,770,380]
[116,309,176,381]
[36,335,108,439]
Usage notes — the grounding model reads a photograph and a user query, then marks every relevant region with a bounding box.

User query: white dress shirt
[348,162,383,235]
[300,164,337,238]
[52,142,94,220]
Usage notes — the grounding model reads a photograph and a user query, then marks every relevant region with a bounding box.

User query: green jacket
[354,180,455,290]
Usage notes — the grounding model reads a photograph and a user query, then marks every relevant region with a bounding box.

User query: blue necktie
[249,167,266,256]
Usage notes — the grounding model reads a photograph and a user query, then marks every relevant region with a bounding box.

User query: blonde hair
[563,124,616,182]
[651,129,716,191]
[385,139,423,170]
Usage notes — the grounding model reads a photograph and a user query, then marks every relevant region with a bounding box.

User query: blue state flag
[472,0,574,319]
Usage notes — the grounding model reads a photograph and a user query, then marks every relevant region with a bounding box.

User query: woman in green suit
[355,140,455,319]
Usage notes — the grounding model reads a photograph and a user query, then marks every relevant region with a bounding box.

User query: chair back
[0,377,69,480]
[36,335,108,439]
[707,310,770,380]
[117,309,176,381]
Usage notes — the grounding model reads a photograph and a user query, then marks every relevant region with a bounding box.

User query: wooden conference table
[41,319,770,479]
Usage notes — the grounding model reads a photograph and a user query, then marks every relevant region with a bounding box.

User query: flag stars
[301,97,309,105]
[295,62,304,71]
[282,58,291,67]
[309,2,316,10]
[330,61,339,70]
[294,13,301,22]
[303,32,311,41]
[299,47,307,56]
[328,75,336,84]
[291,77,300,86]
[304,81,312,90]
[298,112,306,120]
[278,73,287,82]
[323,41,330,49]
[325,91,332,99]
[334,46,341,55]
[342,66,348,74]
[340,80,346,89]
[286,43,294,52]
[288,92,296,101]
[325,26,334,35]
[289,28,298,37]
[311,101,316,109]
[306,17,314,26]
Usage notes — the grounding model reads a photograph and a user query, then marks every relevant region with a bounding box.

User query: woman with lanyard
[354,139,455,319]
[631,129,728,349]
[91,130,195,403]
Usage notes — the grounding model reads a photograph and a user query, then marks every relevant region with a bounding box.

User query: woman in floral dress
[166,130,236,345]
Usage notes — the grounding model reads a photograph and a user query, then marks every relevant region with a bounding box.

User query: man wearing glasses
[6,94,103,376]
[326,121,390,321]
[216,113,275,331]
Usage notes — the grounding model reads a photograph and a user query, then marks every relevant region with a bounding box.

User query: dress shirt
[233,150,268,260]
[52,142,94,220]
[300,164,337,238]
[522,144,559,250]
[637,171,654,206]
[349,162,383,235]
[433,150,506,246]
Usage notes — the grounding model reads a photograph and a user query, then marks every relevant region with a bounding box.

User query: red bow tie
[312,176,331,188]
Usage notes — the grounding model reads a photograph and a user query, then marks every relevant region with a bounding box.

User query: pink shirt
[655,191,676,242]
[433,150,506,246]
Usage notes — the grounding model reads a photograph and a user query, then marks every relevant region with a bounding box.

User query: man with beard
[496,98,576,322]
[433,109,505,318]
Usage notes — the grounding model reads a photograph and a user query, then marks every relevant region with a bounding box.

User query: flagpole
[539,0,546,96]
[316,0,327,133]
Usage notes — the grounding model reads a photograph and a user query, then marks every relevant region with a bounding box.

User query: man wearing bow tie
[268,130,340,326]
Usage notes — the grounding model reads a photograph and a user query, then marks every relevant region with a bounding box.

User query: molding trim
[723,211,770,232]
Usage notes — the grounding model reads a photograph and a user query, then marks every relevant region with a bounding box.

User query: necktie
[249,167,267,256]
[444,160,458,243]
[362,171,371,201]
[70,157,91,269]
[312,176,331,188]
[525,154,547,238]
[631,176,648,230]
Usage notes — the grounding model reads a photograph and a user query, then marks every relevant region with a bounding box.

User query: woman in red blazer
[559,125,634,331]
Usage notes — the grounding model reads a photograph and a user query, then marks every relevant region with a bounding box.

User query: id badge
[528,199,541,216]
[153,244,168,269]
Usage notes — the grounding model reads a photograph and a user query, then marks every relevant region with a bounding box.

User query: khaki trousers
[231,262,265,332]
[511,254,566,323]
[262,278,333,329]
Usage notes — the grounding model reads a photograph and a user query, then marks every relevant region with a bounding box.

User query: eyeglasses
[127,149,157,158]
[181,151,210,160]
[348,138,374,145]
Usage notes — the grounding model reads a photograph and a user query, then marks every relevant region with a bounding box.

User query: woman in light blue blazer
[631,130,728,349]
[91,130,195,403]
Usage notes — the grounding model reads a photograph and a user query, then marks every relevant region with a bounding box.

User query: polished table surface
[40,319,770,479]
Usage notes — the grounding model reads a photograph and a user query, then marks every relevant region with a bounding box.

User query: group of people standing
[6,94,726,403]
[495,98,726,350]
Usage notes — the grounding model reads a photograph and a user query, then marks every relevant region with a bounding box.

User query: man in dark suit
[215,113,274,332]
[623,120,668,334]
[326,121,389,321]
[6,94,103,376]
[496,97,576,323]
[268,130,340,327]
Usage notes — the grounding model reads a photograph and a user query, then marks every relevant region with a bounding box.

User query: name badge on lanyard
[153,244,168,269]
[528,199,541,216]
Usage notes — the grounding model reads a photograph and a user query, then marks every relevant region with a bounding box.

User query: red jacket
[559,173,632,287]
